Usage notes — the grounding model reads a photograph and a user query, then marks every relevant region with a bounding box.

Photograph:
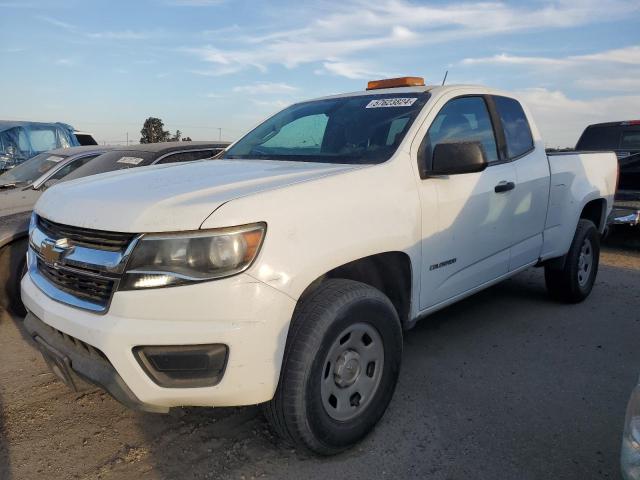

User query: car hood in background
[0,187,41,217]
[35,159,363,232]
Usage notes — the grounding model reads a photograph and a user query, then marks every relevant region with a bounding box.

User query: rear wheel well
[299,252,412,326]
[580,199,606,232]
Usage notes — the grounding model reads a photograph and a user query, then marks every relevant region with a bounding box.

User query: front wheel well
[299,252,412,326]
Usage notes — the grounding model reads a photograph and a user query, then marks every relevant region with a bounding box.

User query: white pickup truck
[22,78,617,454]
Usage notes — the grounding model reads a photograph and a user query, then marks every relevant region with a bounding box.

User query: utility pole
[217,128,222,141]
[126,132,129,146]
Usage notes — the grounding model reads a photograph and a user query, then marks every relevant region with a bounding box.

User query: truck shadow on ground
[125,249,640,480]
[3,245,639,479]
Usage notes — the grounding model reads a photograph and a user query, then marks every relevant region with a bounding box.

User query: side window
[423,96,499,167]
[29,128,58,152]
[493,96,534,159]
[156,149,218,164]
[48,155,98,181]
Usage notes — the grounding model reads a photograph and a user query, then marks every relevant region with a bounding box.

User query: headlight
[120,223,266,290]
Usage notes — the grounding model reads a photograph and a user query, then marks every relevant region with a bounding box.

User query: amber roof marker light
[366,76,425,90]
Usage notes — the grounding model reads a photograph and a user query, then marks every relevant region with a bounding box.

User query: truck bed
[542,150,618,258]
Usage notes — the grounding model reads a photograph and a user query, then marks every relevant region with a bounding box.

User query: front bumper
[21,272,296,410]
[24,312,167,413]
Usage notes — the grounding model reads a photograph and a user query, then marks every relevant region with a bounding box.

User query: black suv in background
[577,121,640,227]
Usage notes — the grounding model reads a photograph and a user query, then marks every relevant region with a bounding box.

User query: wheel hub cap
[577,238,593,287]
[320,322,385,422]
[334,350,361,387]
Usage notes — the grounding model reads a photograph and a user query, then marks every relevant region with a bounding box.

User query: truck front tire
[544,219,600,303]
[264,279,403,455]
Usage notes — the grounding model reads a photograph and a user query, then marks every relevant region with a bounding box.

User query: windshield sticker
[46,155,65,163]
[117,156,145,165]
[366,98,418,109]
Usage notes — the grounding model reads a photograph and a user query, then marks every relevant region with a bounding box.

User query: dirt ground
[1,230,640,480]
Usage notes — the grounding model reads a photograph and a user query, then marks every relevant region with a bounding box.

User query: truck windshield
[224,93,430,164]
[0,151,69,187]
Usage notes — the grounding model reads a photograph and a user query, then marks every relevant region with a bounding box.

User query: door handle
[494,181,515,193]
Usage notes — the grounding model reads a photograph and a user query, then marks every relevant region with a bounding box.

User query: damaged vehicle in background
[0,141,228,317]
[576,120,640,227]
[0,121,81,173]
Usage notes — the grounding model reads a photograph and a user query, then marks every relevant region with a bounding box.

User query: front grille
[37,216,135,252]
[37,258,115,306]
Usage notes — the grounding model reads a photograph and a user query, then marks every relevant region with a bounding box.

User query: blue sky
[0,0,639,147]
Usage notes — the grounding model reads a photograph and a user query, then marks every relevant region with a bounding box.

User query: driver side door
[416,95,516,309]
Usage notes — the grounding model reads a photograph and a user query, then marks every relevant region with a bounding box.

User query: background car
[0,145,116,217]
[0,121,81,173]
[576,120,640,227]
[622,377,640,480]
[73,131,98,146]
[0,140,229,317]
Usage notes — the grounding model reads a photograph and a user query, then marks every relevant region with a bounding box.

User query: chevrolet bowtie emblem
[40,238,74,265]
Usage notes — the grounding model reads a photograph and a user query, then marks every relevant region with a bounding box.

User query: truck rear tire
[544,219,599,303]
[0,238,29,317]
[263,279,403,455]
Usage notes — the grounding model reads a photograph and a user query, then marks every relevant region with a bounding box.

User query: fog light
[133,344,228,388]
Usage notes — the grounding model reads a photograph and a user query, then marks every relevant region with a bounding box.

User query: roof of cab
[46,145,117,156]
[302,84,503,104]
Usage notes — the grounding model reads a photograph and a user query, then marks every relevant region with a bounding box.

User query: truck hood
[35,159,362,232]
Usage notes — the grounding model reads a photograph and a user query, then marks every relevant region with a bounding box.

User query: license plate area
[34,335,79,391]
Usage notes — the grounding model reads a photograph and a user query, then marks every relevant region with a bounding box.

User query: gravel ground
[1,232,639,480]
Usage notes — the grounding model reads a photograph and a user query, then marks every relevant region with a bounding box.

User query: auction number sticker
[366,97,417,108]
[117,156,144,165]
[46,155,65,163]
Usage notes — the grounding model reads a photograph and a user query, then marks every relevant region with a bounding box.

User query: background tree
[140,117,170,143]
[169,130,182,142]
[182,136,192,141]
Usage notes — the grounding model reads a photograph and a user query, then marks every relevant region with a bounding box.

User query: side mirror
[429,142,487,176]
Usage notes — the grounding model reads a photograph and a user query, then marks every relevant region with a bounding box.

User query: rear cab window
[576,126,621,150]
[621,131,640,150]
[492,96,534,159]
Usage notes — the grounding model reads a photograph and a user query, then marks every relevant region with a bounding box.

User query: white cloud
[232,82,298,94]
[462,45,640,68]
[37,15,76,31]
[55,58,76,66]
[189,66,244,77]
[517,88,640,147]
[462,54,568,67]
[183,0,639,77]
[317,61,394,80]
[251,99,291,111]
[460,44,640,100]
[575,45,640,65]
[88,30,153,40]
[166,0,224,5]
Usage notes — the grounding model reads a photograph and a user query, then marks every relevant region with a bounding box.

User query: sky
[0,0,639,147]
